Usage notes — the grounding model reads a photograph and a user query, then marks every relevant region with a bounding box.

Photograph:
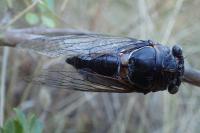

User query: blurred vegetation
[0,0,200,133]
[0,109,43,133]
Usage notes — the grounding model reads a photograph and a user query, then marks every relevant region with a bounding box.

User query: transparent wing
[17,33,138,57]
[28,62,136,93]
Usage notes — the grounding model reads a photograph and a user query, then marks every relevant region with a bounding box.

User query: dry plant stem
[0,47,9,127]
[183,67,200,87]
[0,28,200,88]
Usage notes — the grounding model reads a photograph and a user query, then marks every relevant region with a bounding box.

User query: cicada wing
[17,33,138,58]
[28,62,135,93]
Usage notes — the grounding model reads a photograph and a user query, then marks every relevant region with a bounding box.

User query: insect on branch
[0,27,200,89]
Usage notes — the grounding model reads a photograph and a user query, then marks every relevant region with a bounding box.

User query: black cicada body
[18,32,184,94]
[66,40,184,94]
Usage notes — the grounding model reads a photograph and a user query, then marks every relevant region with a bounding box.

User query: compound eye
[172,45,182,57]
[168,84,179,94]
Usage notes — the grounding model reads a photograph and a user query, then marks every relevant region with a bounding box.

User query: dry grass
[0,0,200,133]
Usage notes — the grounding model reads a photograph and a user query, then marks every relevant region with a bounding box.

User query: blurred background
[0,0,200,133]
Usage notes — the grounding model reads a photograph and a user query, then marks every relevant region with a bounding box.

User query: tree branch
[183,66,200,87]
[1,28,200,88]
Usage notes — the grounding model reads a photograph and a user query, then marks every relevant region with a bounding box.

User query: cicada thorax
[126,40,184,94]
[119,40,184,94]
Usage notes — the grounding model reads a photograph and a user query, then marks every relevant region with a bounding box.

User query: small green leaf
[41,15,55,28]
[27,114,43,133]
[29,115,37,130]
[13,120,23,133]
[25,12,39,25]
[30,119,43,133]
[14,108,28,132]
[1,108,44,133]
[28,114,35,126]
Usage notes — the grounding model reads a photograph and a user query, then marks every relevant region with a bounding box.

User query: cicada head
[162,45,184,94]
[127,41,184,94]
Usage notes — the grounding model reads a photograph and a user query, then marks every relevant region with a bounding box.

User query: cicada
[17,32,184,94]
